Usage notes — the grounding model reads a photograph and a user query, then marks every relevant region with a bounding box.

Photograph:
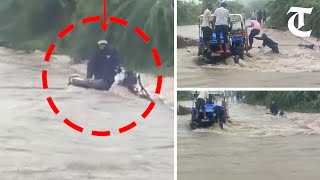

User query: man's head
[272,101,275,104]
[221,1,227,8]
[207,3,213,10]
[98,40,108,50]
[262,33,268,39]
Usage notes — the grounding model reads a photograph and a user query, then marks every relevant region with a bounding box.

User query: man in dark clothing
[270,101,279,115]
[236,91,242,102]
[207,94,214,104]
[263,10,267,24]
[255,33,279,53]
[84,40,120,90]
[257,9,263,24]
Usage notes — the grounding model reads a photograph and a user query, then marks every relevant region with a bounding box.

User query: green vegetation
[244,91,320,113]
[178,0,250,26]
[177,91,193,101]
[246,0,269,13]
[266,0,320,37]
[177,1,202,25]
[0,0,173,75]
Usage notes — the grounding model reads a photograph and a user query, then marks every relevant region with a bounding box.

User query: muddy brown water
[178,25,320,88]
[178,101,320,180]
[0,47,174,180]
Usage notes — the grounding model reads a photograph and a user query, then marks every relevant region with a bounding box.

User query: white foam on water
[180,102,320,137]
[179,26,320,73]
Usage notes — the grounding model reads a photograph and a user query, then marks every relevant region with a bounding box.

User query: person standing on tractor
[201,3,214,53]
[212,1,230,54]
[196,91,209,115]
[247,18,261,50]
[207,94,215,104]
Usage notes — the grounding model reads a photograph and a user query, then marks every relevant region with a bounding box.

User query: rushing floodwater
[178,25,320,88]
[0,47,174,180]
[178,101,320,180]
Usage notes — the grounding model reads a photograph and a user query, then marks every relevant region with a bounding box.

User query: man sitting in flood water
[70,40,120,91]
[270,101,279,115]
[87,40,120,90]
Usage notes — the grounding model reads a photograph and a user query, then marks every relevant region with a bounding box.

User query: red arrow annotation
[100,0,108,32]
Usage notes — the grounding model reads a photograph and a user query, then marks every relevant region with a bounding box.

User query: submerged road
[178,25,320,88]
[0,47,174,180]
[178,100,320,180]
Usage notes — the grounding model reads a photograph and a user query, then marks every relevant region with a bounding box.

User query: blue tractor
[197,14,249,64]
[189,91,229,130]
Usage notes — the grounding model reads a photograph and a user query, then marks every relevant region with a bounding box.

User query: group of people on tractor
[190,91,229,130]
[201,1,279,55]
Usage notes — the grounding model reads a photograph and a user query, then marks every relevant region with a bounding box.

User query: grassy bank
[0,0,173,76]
[178,0,249,26]
[177,91,193,101]
[244,91,320,113]
[177,1,202,25]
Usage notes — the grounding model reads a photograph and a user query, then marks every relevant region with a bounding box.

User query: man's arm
[211,10,216,28]
[227,10,230,24]
[211,16,216,28]
[254,37,264,40]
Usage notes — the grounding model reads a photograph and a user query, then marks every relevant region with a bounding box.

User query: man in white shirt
[197,91,209,100]
[196,91,209,114]
[213,1,230,54]
[201,3,214,52]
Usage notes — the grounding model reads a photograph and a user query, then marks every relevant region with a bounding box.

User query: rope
[137,74,154,102]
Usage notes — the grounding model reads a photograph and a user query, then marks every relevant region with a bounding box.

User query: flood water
[0,47,174,180]
[178,25,320,88]
[178,101,320,180]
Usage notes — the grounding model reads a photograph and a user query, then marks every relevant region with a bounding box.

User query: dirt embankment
[178,105,191,115]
